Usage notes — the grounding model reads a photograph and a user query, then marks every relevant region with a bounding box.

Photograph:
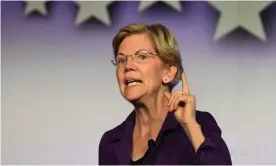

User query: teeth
[127,81,141,86]
[127,80,136,83]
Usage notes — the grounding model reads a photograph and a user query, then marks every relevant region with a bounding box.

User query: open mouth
[125,80,142,86]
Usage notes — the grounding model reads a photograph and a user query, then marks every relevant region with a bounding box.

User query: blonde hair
[112,23,183,90]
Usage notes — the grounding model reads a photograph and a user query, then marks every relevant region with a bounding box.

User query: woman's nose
[124,57,136,71]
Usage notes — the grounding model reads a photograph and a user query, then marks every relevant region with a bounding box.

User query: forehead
[118,33,154,54]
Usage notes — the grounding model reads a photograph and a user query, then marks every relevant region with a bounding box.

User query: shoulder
[99,111,135,149]
[195,110,217,122]
[195,110,222,135]
[100,119,128,144]
[98,117,131,164]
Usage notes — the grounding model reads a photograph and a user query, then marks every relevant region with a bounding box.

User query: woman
[98,23,232,165]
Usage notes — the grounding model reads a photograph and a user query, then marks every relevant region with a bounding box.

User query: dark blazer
[98,110,232,165]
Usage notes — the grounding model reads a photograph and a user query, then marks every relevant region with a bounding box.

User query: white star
[25,1,47,16]
[208,1,274,41]
[139,0,182,12]
[74,1,113,26]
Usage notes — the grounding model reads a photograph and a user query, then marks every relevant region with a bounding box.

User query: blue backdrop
[2,1,276,164]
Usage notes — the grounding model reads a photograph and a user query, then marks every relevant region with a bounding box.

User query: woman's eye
[117,58,126,64]
[138,54,148,60]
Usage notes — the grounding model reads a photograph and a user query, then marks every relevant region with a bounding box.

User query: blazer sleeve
[195,111,232,165]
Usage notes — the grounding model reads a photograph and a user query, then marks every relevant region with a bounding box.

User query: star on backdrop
[74,1,113,26]
[25,1,48,15]
[208,1,274,41]
[138,0,182,12]
[23,0,275,42]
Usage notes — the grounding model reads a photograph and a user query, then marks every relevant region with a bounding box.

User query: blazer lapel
[114,111,135,164]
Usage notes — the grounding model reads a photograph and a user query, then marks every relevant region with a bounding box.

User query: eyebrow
[117,49,150,56]
[116,52,126,57]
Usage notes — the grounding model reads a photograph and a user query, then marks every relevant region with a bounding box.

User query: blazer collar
[114,110,179,164]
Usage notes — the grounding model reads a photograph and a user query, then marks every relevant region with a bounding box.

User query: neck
[133,89,170,138]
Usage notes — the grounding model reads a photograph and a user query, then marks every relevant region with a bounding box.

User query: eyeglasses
[111,49,158,67]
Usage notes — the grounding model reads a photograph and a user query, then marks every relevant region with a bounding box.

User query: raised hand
[165,72,196,126]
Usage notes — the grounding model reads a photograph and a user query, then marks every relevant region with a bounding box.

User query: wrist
[181,120,200,129]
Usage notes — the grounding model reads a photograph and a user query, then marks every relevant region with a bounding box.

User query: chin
[124,93,143,102]
[122,90,145,103]
[120,83,146,102]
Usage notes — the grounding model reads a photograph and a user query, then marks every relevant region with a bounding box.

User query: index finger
[181,72,190,94]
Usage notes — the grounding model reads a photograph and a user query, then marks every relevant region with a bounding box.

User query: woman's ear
[163,65,177,84]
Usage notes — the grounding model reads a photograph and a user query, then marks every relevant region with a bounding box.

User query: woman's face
[116,33,166,102]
